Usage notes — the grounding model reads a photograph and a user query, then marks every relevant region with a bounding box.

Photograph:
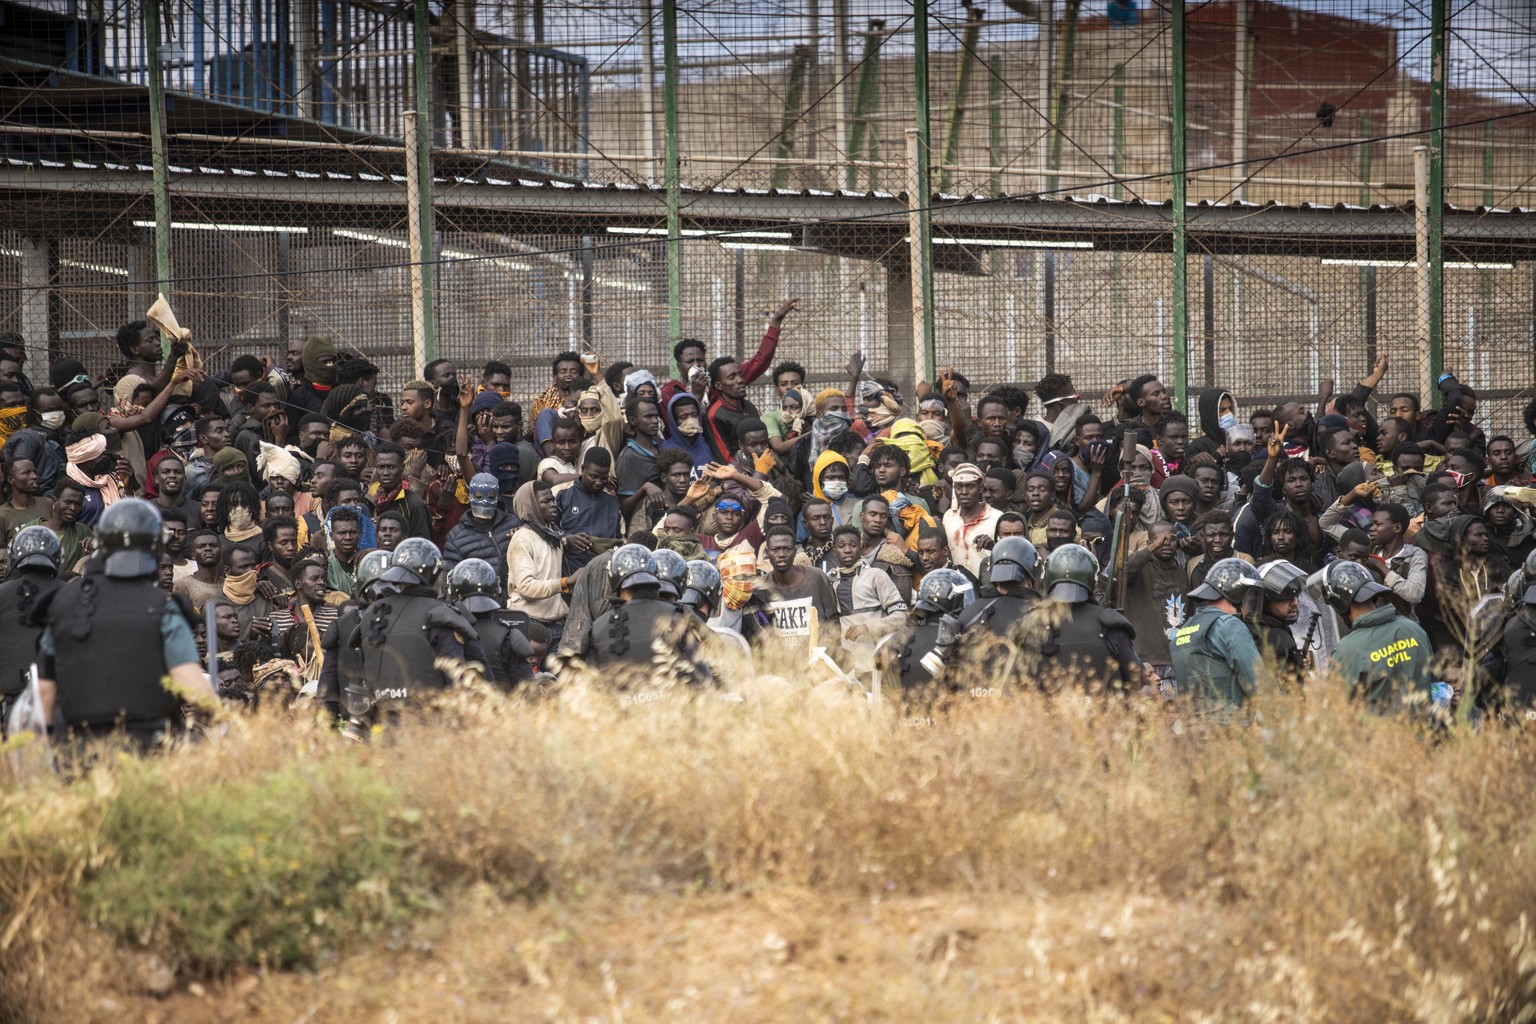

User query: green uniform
[1327,604,1433,711]
[1170,603,1260,712]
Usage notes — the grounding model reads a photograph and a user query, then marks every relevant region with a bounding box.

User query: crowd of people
[4,299,1536,748]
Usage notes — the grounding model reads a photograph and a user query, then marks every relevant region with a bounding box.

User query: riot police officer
[958,535,1039,642]
[578,543,712,688]
[1025,543,1145,695]
[1170,557,1263,714]
[874,567,975,693]
[679,560,723,622]
[318,548,392,722]
[1324,559,1433,713]
[0,525,63,731]
[446,557,535,690]
[36,498,218,749]
[352,538,481,715]
[1253,559,1308,679]
[1484,570,1536,719]
[652,548,689,601]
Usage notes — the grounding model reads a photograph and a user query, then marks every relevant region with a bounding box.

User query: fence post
[1414,146,1434,402]
[411,0,438,366]
[1427,0,1446,387]
[1170,0,1189,413]
[906,129,930,398]
[662,0,682,355]
[143,0,172,357]
[911,0,936,386]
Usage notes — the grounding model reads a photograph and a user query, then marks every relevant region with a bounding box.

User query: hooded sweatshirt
[812,450,860,526]
[660,392,711,472]
[1186,388,1238,461]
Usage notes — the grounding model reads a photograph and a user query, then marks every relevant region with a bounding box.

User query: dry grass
[4,659,1536,1022]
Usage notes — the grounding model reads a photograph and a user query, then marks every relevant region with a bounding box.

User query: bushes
[80,754,427,971]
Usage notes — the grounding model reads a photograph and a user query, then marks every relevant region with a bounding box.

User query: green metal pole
[1427,0,1445,385]
[1171,0,1189,412]
[988,54,1002,196]
[1112,62,1125,200]
[938,6,983,193]
[772,46,812,190]
[412,0,437,363]
[143,0,173,358]
[662,0,682,349]
[1046,0,1082,195]
[912,0,936,379]
[845,22,884,190]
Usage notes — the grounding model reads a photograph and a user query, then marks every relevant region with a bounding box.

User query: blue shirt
[557,482,622,571]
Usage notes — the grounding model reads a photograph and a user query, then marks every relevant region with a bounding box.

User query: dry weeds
[3,659,1536,1022]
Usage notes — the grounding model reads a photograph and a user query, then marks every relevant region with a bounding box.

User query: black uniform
[464,607,535,690]
[582,598,712,688]
[318,608,367,719]
[1027,600,1141,695]
[0,568,62,720]
[351,585,481,710]
[1253,613,1304,679]
[885,619,948,692]
[36,574,190,745]
[1482,605,1536,718]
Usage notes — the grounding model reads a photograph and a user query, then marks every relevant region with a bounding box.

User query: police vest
[1170,604,1246,707]
[325,608,369,716]
[0,570,59,696]
[588,599,692,676]
[959,592,1037,640]
[1035,602,1130,693]
[45,574,181,731]
[471,609,534,689]
[895,620,946,691]
[1498,607,1536,709]
[358,592,450,702]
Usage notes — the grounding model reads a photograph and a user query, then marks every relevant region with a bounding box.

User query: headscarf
[302,336,339,388]
[883,418,940,485]
[322,383,371,431]
[512,481,563,548]
[143,447,178,500]
[657,533,706,561]
[717,542,758,611]
[809,410,853,468]
[257,441,302,486]
[323,504,376,551]
[212,446,251,484]
[65,433,121,506]
[624,368,658,397]
[577,386,606,436]
[222,570,260,606]
[918,416,951,446]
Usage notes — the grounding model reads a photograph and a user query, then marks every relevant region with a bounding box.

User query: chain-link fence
[0,0,1533,432]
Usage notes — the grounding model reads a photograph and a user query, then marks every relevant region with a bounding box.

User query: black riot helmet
[1041,543,1098,604]
[10,524,60,574]
[651,548,689,599]
[988,535,1039,586]
[1321,559,1391,620]
[379,537,443,587]
[355,549,395,601]
[1188,557,1261,604]
[96,497,163,579]
[607,543,660,592]
[680,560,721,616]
[914,568,975,616]
[447,557,503,614]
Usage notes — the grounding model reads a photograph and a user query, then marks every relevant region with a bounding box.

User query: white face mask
[39,411,65,429]
[676,418,703,438]
[1218,413,1238,431]
[822,480,849,500]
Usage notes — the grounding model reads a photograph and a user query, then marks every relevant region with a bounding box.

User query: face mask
[1447,469,1472,489]
[1014,451,1033,470]
[438,381,460,406]
[578,412,602,434]
[229,506,255,531]
[676,418,703,438]
[39,411,64,430]
[822,480,849,500]
[1126,469,1152,488]
[1218,413,1238,431]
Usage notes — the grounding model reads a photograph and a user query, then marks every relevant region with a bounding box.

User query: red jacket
[658,326,782,415]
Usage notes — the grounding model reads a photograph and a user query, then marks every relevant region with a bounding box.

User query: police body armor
[1495,607,1536,710]
[323,608,368,715]
[1035,601,1134,693]
[471,609,534,689]
[895,621,946,691]
[43,574,180,733]
[588,598,690,674]
[0,571,60,697]
[357,592,453,703]
[959,592,1037,640]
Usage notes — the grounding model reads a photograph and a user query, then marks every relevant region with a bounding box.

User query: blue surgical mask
[1218,413,1238,431]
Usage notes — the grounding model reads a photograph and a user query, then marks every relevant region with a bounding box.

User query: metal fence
[0,0,1534,432]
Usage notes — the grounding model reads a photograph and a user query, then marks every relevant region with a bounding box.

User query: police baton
[206,602,220,694]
